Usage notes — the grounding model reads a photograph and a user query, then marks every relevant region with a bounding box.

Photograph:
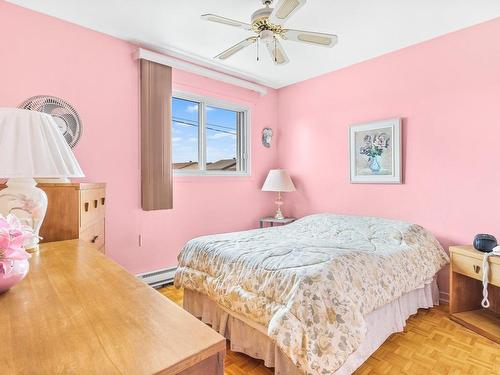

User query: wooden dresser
[0,240,226,374]
[449,245,500,343]
[37,183,106,252]
[0,182,106,253]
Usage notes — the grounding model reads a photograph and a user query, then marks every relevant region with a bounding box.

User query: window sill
[173,170,252,183]
[174,170,249,177]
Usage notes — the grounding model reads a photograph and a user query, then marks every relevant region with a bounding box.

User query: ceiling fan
[201,0,338,65]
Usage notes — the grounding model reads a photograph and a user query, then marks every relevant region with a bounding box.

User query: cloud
[186,104,213,113]
[172,137,182,143]
[210,132,236,140]
[188,137,198,142]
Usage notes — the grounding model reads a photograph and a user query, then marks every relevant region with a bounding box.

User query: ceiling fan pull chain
[274,36,277,62]
[256,38,260,61]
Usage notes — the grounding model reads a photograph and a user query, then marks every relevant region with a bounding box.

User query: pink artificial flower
[0,261,9,275]
[0,217,10,230]
[0,214,33,275]
[1,247,30,260]
[0,228,9,250]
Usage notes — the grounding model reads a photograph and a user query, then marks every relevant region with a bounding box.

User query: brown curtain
[140,59,173,210]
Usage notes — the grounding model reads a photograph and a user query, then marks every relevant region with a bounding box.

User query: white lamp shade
[262,169,296,192]
[0,108,84,178]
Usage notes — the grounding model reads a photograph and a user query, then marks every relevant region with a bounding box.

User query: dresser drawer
[80,188,106,229]
[80,219,105,251]
[452,252,500,287]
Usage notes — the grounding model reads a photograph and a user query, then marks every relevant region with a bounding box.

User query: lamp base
[0,178,47,248]
[25,244,40,254]
[274,191,285,220]
[274,209,285,220]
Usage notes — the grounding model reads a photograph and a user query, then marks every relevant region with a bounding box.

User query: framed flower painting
[349,118,402,183]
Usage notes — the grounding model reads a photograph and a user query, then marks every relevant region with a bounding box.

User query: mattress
[175,213,449,374]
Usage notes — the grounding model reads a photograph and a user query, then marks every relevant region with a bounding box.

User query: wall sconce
[262,127,273,148]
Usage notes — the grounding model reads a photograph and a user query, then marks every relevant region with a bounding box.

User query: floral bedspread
[174,214,449,375]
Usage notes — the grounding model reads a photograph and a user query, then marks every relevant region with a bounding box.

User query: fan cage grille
[18,95,83,148]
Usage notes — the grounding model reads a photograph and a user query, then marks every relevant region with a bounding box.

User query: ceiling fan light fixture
[260,29,275,43]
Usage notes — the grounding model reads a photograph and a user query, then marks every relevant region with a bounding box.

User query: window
[172,93,249,175]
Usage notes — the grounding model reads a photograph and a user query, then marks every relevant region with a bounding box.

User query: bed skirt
[183,280,439,375]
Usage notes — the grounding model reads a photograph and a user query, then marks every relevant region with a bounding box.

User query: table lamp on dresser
[262,169,296,220]
[0,108,84,251]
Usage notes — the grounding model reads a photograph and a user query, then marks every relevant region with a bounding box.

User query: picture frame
[349,118,402,184]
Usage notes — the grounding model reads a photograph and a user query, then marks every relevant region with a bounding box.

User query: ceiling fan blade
[215,37,257,60]
[268,0,306,24]
[201,14,252,31]
[266,38,289,65]
[283,29,338,47]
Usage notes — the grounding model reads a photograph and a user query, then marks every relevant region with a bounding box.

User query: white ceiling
[7,0,500,88]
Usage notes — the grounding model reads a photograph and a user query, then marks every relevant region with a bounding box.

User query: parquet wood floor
[159,286,500,375]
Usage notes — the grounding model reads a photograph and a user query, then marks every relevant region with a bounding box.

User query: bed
[174,214,449,375]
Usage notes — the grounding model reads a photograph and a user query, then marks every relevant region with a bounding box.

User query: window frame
[172,91,251,177]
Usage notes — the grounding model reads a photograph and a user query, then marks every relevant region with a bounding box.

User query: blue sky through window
[206,105,237,164]
[172,97,237,167]
[172,97,199,164]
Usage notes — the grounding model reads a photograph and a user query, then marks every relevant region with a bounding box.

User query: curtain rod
[134,48,268,96]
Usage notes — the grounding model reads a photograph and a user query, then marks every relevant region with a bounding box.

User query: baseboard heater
[136,266,177,288]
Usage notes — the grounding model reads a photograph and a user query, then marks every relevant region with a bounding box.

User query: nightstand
[259,217,296,228]
[449,245,500,344]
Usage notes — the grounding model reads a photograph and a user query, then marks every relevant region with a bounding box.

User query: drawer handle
[101,197,105,206]
[91,235,99,243]
[94,200,98,208]
[84,202,89,212]
[473,265,481,274]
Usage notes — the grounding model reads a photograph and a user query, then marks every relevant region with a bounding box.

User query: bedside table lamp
[0,108,84,250]
[262,169,296,220]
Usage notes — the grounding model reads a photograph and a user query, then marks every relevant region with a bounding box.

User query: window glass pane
[172,97,199,170]
[206,106,238,171]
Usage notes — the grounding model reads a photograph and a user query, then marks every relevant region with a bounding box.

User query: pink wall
[277,17,500,295]
[0,1,279,273]
[2,1,499,294]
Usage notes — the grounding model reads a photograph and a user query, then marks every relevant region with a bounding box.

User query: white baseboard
[136,266,177,288]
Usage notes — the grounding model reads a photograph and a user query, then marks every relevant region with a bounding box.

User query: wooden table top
[259,217,297,223]
[0,240,225,375]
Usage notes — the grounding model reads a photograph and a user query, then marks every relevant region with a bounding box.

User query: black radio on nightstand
[473,234,497,253]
